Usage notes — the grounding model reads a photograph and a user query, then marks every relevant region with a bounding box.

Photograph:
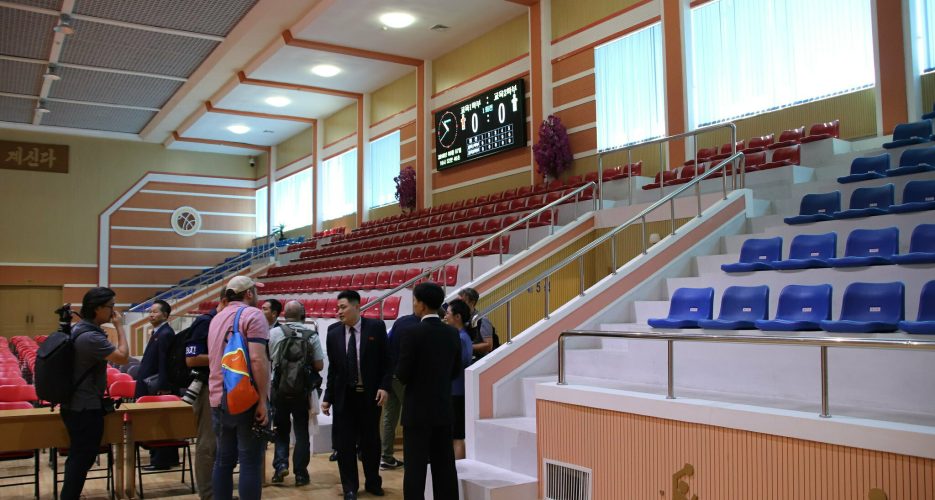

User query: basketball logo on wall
[171,206,202,237]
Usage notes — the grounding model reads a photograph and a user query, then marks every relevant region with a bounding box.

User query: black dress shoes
[329,449,339,461]
[365,485,385,496]
[343,492,357,500]
[142,464,172,471]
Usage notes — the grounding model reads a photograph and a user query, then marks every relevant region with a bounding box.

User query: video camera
[54,303,76,334]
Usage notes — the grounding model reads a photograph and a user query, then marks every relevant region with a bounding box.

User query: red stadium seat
[757,144,801,171]
[362,273,378,290]
[642,169,678,190]
[425,245,440,261]
[743,134,775,153]
[375,271,391,289]
[389,269,407,288]
[409,246,425,262]
[799,119,840,143]
[684,146,718,166]
[768,126,806,150]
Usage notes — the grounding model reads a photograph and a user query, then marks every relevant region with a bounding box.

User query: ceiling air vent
[430,24,450,32]
[544,460,592,500]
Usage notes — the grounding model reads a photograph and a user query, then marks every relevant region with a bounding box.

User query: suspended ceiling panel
[72,0,256,37]
[249,45,412,94]
[183,111,311,147]
[41,100,157,133]
[216,84,355,119]
[0,58,44,96]
[49,66,184,108]
[5,0,62,9]
[0,95,36,123]
[0,7,57,59]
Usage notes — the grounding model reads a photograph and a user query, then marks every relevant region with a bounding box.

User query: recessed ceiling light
[227,124,250,134]
[380,12,415,29]
[264,96,291,107]
[311,64,341,78]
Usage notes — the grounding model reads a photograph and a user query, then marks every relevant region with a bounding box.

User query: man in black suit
[397,283,462,500]
[321,290,391,500]
[134,299,179,469]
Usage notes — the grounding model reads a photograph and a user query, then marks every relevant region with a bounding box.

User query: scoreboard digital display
[434,78,526,170]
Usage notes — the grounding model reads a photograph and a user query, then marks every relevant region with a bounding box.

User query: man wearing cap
[208,276,270,500]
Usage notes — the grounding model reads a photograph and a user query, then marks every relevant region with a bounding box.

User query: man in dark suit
[397,283,462,499]
[321,290,391,500]
[134,299,179,469]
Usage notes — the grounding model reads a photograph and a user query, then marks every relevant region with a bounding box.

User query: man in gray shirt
[269,300,324,487]
[61,287,130,500]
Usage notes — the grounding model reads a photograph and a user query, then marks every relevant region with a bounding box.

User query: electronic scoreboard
[434,78,526,170]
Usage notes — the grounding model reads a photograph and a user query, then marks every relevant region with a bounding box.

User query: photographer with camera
[269,300,324,487]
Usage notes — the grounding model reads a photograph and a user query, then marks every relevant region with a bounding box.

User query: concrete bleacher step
[447,459,537,500]
[628,301,670,325]
[747,214,786,233]
[694,253,737,276]
[472,417,538,478]
[521,375,555,418]
[770,171,935,216]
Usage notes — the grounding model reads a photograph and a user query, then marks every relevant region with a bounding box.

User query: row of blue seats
[883,119,934,149]
[785,180,934,224]
[648,281,934,334]
[838,147,934,183]
[722,224,934,272]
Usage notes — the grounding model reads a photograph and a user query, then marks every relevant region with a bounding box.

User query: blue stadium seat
[837,153,890,183]
[924,104,935,121]
[755,284,833,331]
[888,180,935,214]
[899,280,935,334]
[647,287,715,329]
[885,146,935,177]
[827,227,899,267]
[720,237,783,273]
[821,282,904,333]
[697,285,769,330]
[832,184,895,219]
[770,233,837,270]
[890,224,935,265]
[784,191,841,225]
[882,119,933,149]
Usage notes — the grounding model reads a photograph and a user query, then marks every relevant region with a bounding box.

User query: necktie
[347,327,359,387]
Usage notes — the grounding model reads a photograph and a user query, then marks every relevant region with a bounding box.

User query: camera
[252,422,276,443]
[54,303,75,334]
[249,157,256,168]
[181,370,207,405]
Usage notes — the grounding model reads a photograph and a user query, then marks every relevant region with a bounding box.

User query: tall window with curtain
[594,23,666,151]
[255,186,267,237]
[368,131,400,208]
[918,0,935,73]
[321,148,358,221]
[689,0,875,128]
[273,168,313,231]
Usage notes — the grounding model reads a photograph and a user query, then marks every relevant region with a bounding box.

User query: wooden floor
[0,446,406,499]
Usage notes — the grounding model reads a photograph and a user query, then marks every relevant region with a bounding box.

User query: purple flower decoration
[394,165,417,211]
[533,115,573,179]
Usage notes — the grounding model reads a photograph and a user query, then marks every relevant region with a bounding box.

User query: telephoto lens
[181,377,204,405]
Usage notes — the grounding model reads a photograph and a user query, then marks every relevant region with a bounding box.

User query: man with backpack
[269,300,324,487]
[457,288,500,359]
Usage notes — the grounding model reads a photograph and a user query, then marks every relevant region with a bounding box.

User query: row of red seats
[287,239,318,253]
[645,145,801,190]
[298,212,553,260]
[0,338,26,385]
[256,296,402,320]
[263,265,459,295]
[688,120,839,166]
[9,336,38,381]
[268,235,511,278]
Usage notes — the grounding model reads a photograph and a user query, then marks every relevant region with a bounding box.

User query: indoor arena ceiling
[0,0,528,155]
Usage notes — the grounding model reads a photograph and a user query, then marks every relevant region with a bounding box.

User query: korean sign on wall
[1,140,69,173]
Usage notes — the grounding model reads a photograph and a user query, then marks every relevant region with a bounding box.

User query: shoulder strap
[231,307,255,382]
[279,323,294,337]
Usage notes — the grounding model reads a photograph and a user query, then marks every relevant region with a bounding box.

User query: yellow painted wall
[368,203,402,222]
[322,213,357,232]
[0,130,253,265]
[371,71,417,124]
[551,0,645,41]
[276,126,314,169]
[922,72,935,116]
[255,151,270,180]
[324,104,357,146]
[431,170,531,206]
[432,13,529,94]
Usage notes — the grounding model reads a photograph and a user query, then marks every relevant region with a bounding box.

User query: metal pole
[722,160,728,199]
[659,142,665,201]
[695,180,702,217]
[506,301,513,344]
[578,257,585,296]
[525,220,530,250]
[611,237,617,275]
[627,148,633,206]
[470,252,475,280]
[669,198,676,235]
[598,154,604,210]
[667,340,675,399]
[557,334,567,385]
[544,276,551,319]
[820,345,830,418]
[574,192,580,218]
[641,215,647,254]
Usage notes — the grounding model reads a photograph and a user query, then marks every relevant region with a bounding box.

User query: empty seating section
[768,127,805,150]
[786,177,935,225]
[838,153,890,183]
[882,119,933,149]
[754,284,832,331]
[887,146,935,177]
[798,120,840,144]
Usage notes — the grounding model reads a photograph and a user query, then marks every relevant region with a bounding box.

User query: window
[918,0,935,73]
[369,131,400,208]
[690,0,875,128]
[321,148,358,221]
[273,168,313,231]
[255,186,267,237]
[595,23,666,151]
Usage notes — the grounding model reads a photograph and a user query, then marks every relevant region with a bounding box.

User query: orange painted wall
[538,400,934,500]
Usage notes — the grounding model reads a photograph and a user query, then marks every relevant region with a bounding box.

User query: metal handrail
[477,152,746,342]
[359,181,601,318]
[590,122,738,207]
[557,329,935,418]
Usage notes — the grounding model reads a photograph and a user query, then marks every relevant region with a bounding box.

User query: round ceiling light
[311,64,341,77]
[264,96,291,107]
[380,12,415,29]
[227,124,250,134]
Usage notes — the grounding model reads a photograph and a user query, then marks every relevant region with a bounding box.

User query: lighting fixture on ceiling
[53,13,74,35]
[43,64,61,81]
[264,96,291,107]
[311,64,341,78]
[227,124,250,134]
[36,100,50,114]
[380,12,415,29]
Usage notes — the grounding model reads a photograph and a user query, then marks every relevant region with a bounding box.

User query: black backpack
[35,324,94,407]
[166,323,197,390]
[272,324,320,402]
[469,315,500,359]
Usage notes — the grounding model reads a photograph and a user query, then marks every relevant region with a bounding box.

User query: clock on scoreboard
[434,78,526,170]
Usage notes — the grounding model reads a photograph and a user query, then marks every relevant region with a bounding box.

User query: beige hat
[226,276,264,293]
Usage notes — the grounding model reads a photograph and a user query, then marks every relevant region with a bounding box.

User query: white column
[361,93,373,221]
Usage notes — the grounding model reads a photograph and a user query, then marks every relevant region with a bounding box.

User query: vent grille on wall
[544,460,592,500]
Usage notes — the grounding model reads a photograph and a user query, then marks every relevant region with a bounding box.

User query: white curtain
[255,186,267,237]
[689,0,875,128]
[595,23,666,151]
[920,0,935,73]
[321,149,358,221]
[273,168,313,231]
[369,131,400,208]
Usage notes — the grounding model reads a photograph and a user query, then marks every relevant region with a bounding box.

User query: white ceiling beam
[69,13,225,42]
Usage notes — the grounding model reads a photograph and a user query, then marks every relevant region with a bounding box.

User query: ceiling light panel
[311,64,341,77]
[0,7,57,59]
[41,100,157,134]
[227,124,250,134]
[58,19,219,78]
[379,12,415,29]
[48,66,184,108]
[264,96,291,107]
[73,0,259,37]
[0,59,45,96]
